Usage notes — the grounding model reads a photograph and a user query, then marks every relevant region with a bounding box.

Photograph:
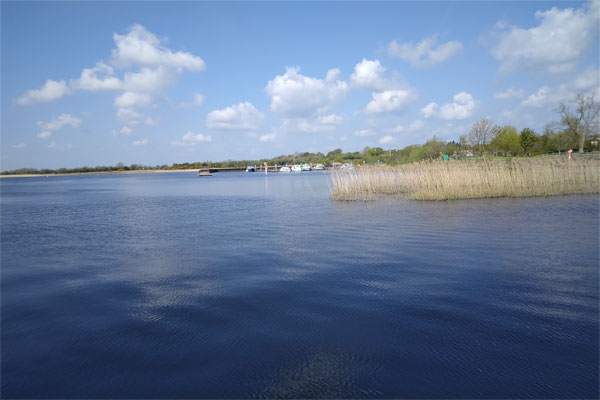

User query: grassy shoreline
[0,169,199,178]
[330,158,600,201]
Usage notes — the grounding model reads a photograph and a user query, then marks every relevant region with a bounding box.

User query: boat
[291,164,302,172]
[246,165,255,172]
[301,164,312,171]
[313,164,325,170]
[279,165,291,172]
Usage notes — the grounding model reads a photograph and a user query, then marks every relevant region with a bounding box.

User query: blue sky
[2,1,598,170]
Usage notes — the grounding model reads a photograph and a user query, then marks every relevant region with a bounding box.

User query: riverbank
[0,169,199,178]
[330,158,600,201]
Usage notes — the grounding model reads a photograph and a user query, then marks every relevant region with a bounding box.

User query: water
[2,172,598,398]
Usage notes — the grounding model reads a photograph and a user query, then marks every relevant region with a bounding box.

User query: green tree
[491,126,520,156]
[519,128,538,155]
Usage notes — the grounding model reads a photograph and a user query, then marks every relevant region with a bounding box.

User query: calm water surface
[2,172,598,398]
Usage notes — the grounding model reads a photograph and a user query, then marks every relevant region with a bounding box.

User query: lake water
[1,172,598,398]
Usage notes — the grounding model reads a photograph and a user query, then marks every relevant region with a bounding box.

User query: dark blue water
[2,172,598,399]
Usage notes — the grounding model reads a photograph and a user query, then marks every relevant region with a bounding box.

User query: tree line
[3,94,599,175]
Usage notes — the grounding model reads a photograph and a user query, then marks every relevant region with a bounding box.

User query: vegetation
[330,157,600,201]
[3,93,599,176]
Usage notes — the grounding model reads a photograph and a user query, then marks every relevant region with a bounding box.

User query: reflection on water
[1,172,598,398]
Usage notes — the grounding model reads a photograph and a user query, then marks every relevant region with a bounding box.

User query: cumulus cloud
[390,119,424,133]
[117,108,154,125]
[421,92,476,120]
[573,67,600,91]
[365,89,417,114]
[379,135,394,144]
[132,139,148,146]
[171,131,213,150]
[37,113,81,131]
[259,133,276,142]
[520,85,574,108]
[354,129,375,137]
[70,62,121,91]
[388,35,463,67]
[205,102,264,131]
[266,67,349,118]
[17,80,70,105]
[319,114,342,125]
[350,59,388,90]
[16,24,206,131]
[489,1,598,74]
[114,91,152,108]
[37,131,52,139]
[493,88,525,99]
[111,24,206,70]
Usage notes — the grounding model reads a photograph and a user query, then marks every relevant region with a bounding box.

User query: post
[568,149,572,160]
[264,162,268,175]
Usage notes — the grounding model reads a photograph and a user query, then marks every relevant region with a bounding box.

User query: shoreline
[0,169,199,178]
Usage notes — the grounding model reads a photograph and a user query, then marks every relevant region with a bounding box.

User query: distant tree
[558,94,600,153]
[468,118,493,153]
[519,128,538,155]
[368,147,384,156]
[491,126,520,156]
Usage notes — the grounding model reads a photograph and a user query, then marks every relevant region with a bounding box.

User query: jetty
[198,165,280,175]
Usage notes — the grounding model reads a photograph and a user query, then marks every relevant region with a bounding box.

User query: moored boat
[246,165,255,172]
[279,165,291,172]
[291,164,302,172]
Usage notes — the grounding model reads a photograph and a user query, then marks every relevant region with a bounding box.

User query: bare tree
[468,118,493,154]
[558,94,600,153]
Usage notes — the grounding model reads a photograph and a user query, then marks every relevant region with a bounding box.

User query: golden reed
[330,157,600,201]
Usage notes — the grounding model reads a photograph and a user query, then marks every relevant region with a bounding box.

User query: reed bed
[330,157,600,201]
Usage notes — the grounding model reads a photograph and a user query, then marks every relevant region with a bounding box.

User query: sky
[1,1,599,170]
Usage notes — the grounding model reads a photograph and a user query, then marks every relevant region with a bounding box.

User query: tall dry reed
[330,157,600,201]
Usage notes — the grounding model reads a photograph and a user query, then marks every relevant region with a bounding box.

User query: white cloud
[266,67,349,118]
[114,91,152,108]
[48,142,56,148]
[421,92,476,120]
[259,133,276,142]
[111,24,206,70]
[379,135,394,144]
[121,66,174,94]
[194,93,205,106]
[17,80,70,105]
[365,89,417,114]
[120,126,132,135]
[388,35,463,67]
[116,108,154,125]
[37,113,81,131]
[132,139,149,146]
[391,119,425,133]
[350,59,387,90]
[12,143,26,149]
[37,131,52,139]
[319,114,342,125]
[493,88,525,99]
[205,102,264,131]
[171,131,213,150]
[520,85,574,108]
[70,62,121,91]
[354,129,375,137]
[490,1,598,74]
[573,67,600,91]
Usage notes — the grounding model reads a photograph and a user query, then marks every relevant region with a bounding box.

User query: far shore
[0,169,199,178]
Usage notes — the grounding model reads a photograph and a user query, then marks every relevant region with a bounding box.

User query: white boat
[246,165,255,172]
[279,165,291,172]
[301,164,312,171]
[313,164,325,170]
[291,164,302,172]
